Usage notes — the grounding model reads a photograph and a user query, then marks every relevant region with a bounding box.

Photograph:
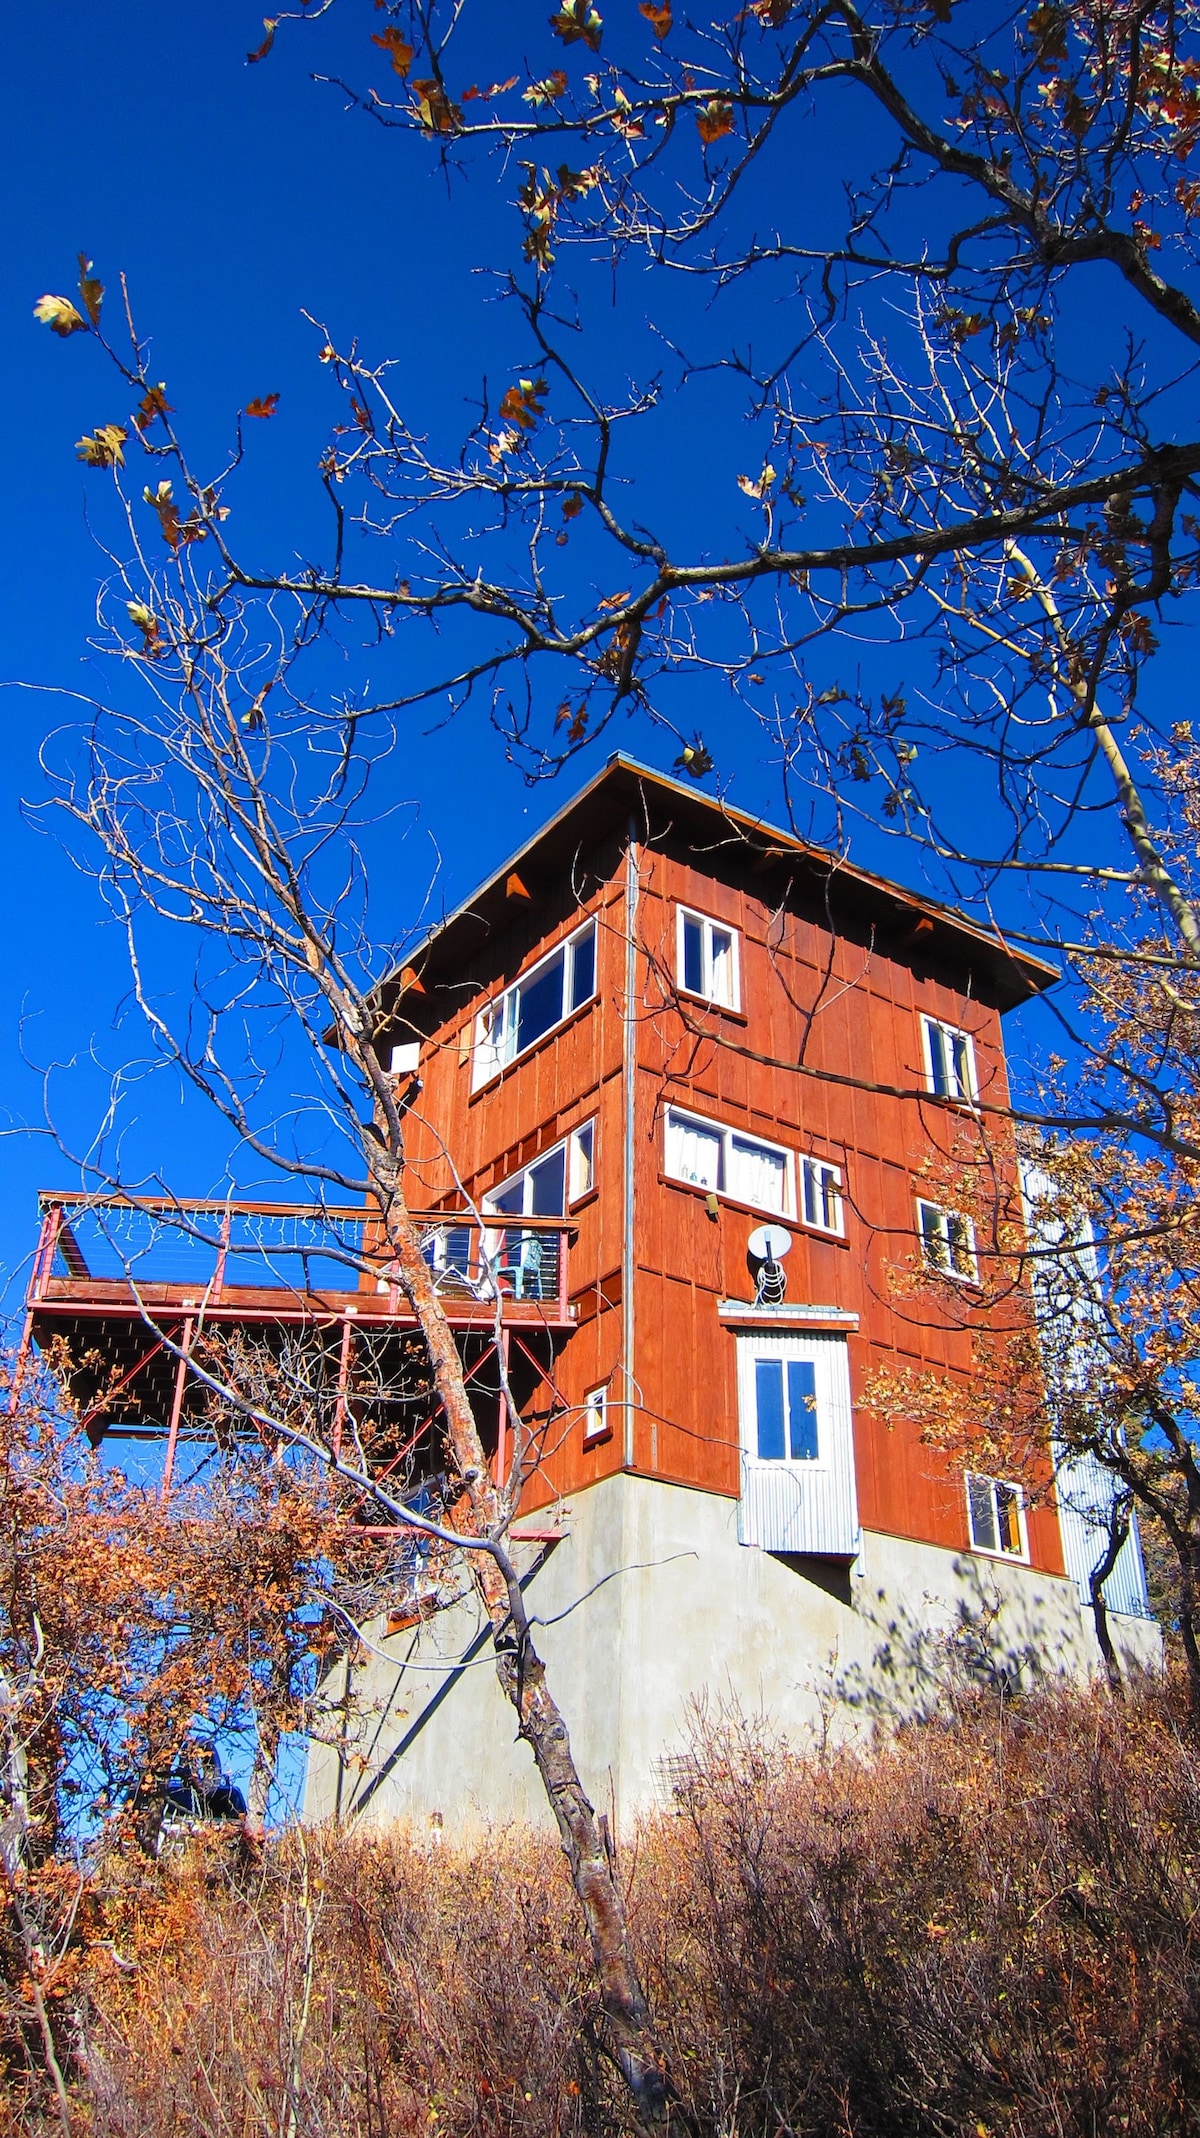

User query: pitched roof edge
[377,752,1058,1014]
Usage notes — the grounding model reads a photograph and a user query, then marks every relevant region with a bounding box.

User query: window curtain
[730,1135,786,1212]
[666,1113,722,1189]
[709,928,734,1005]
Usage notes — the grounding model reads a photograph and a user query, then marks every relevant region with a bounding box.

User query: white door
[735,1332,860,1558]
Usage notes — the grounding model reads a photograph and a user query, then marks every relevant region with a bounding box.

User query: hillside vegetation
[13,1679,1198,2136]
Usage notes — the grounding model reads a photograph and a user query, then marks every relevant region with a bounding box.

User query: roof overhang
[372,753,1057,1027]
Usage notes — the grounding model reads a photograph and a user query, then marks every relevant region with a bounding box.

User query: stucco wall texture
[306,1471,1162,1836]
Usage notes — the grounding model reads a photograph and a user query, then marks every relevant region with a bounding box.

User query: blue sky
[0,2,1175,1321]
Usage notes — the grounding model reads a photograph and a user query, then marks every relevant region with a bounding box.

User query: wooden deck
[19,1194,574,1462]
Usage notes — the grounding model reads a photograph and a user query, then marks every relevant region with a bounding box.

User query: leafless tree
[33,0,1200,1130]
[31,536,673,2117]
[150,0,1200,970]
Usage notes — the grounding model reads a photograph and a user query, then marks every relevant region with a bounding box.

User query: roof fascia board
[377,753,1057,1009]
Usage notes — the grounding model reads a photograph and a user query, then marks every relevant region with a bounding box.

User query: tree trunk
[1087,1497,1131,1697]
[373,1160,672,2123]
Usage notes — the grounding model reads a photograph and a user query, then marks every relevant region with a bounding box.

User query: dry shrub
[42,1680,1200,2137]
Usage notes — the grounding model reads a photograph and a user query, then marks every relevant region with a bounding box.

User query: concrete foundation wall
[305,1472,1162,1836]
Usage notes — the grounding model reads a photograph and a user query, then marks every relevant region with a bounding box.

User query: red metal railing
[27,1192,571,1327]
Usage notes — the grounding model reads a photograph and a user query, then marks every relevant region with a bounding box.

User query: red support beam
[76,1333,171,1444]
[160,1317,194,1500]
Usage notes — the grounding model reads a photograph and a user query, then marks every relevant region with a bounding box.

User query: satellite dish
[747,1224,792,1262]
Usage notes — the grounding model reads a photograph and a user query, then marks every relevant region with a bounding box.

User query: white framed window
[800,1156,843,1236]
[664,1106,794,1218]
[676,905,740,1011]
[748,1354,821,1463]
[472,920,597,1090]
[917,1198,978,1283]
[568,1120,595,1201]
[966,1473,1028,1561]
[485,1121,596,1218]
[583,1384,610,1444]
[920,1015,978,1104]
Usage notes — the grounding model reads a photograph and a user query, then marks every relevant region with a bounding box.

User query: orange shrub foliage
[26,1678,1198,2138]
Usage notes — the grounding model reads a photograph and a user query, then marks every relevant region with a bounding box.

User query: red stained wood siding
[388,763,1062,1576]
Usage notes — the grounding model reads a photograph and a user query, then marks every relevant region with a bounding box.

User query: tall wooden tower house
[21,754,1156,1829]
[302,756,1157,1829]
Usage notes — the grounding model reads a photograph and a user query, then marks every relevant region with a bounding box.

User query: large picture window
[485,1122,595,1217]
[664,1107,793,1217]
[676,906,740,1010]
[472,920,596,1089]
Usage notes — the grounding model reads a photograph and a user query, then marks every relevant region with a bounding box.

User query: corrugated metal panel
[1021,1161,1152,1620]
[1054,1443,1152,1620]
[736,1332,860,1557]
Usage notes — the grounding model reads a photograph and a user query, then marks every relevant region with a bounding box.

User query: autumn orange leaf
[462,76,519,101]
[737,462,777,499]
[134,383,173,432]
[498,378,549,432]
[126,601,163,656]
[247,17,277,63]
[598,588,631,611]
[639,1,672,37]
[524,71,569,106]
[144,479,183,547]
[562,491,584,520]
[244,394,280,420]
[76,424,128,470]
[77,254,104,328]
[411,78,463,132]
[696,97,735,145]
[34,294,88,337]
[549,1,603,52]
[370,25,414,78]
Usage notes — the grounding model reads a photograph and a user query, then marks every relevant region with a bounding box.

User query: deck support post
[160,1316,194,1500]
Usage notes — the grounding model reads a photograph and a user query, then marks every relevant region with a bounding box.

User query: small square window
[583,1385,610,1444]
[917,1198,978,1283]
[966,1474,1027,1560]
[568,1121,595,1202]
[920,1016,978,1104]
[676,906,741,1011]
[800,1156,843,1236]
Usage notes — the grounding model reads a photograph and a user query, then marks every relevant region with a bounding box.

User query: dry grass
[9,1679,1200,2136]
